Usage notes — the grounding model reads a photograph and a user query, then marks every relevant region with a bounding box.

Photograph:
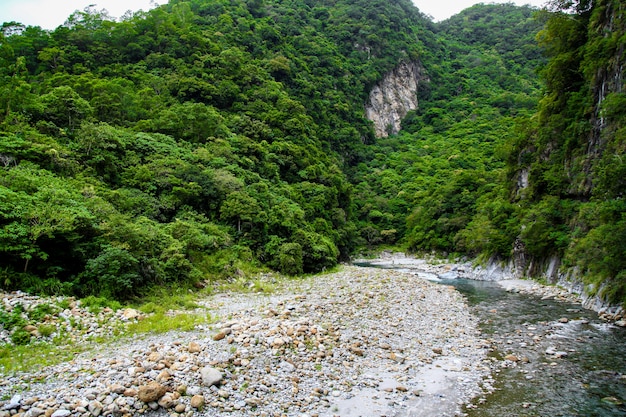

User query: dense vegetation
[1,0,624,306]
[352,3,545,256]
[509,0,626,303]
[0,0,432,299]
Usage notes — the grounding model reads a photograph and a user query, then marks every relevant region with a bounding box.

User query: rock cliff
[365,61,426,137]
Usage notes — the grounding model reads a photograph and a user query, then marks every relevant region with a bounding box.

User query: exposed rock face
[365,61,426,137]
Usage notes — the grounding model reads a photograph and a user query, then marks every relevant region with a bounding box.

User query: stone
[245,398,261,407]
[200,367,223,386]
[88,401,103,417]
[280,360,295,373]
[271,337,285,347]
[124,388,137,397]
[122,308,140,320]
[137,382,166,403]
[110,384,126,395]
[188,342,201,353]
[5,395,21,410]
[157,393,176,409]
[175,404,186,413]
[190,395,205,409]
[504,354,519,362]
[212,331,226,341]
[389,352,405,363]
[432,347,443,355]
[25,408,44,417]
[51,410,71,417]
[349,346,364,356]
[558,317,569,323]
[156,369,171,382]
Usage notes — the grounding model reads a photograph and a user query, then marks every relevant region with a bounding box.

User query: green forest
[1,0,624,306]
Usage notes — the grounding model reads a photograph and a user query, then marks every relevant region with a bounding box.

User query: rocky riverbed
[0,266,493,417]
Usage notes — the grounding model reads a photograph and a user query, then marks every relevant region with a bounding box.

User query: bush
[277,242,303,275]
[80,295,122,313]
[81,246,142,300]
[27,303,57,321]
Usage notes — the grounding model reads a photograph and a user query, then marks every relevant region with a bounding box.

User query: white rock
[200,367,223,387]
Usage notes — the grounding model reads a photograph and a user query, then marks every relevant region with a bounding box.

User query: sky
[0,0,548,29]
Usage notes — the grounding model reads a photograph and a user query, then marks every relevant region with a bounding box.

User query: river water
[354,260,626,416]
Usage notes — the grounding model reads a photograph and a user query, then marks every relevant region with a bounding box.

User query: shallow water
[355,261,626,416]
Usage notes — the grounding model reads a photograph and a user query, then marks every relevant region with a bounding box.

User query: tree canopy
[1,0,624,306]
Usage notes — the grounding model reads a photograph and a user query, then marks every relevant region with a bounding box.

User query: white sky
[0,0,548,29]
[414,0,548,21]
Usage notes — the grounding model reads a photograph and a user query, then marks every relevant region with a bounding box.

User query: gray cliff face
[365,61,426,138]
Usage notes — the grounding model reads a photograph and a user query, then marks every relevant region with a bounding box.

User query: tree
[39,86,93,131]
[220,191,263,233]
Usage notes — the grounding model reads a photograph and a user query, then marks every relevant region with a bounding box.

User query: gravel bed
[1,266,491,417]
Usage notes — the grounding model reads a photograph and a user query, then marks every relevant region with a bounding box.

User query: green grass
[0,342,83,373]
[126,311,215,335]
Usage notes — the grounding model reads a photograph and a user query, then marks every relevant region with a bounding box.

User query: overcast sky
[1,0,548,29]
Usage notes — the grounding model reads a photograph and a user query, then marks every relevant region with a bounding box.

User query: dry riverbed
[1,266,493,417]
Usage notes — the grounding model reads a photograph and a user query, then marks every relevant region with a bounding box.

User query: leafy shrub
[10,329,32,346]
[293,230,339,273]
[27,303,57,321]
[277,243,304,276]
[0,304,27,331]
[38,324,56,337]
[81,246,142,300]
[80,295,122,313]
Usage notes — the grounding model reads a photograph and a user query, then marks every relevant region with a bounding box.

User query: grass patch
[126,311,214,335]
[134,284,205,313]
[80,295,122,313]
[0,342,83,373]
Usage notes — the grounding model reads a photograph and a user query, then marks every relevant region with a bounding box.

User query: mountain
[0,0,623,307]
[507,0,626,305]
[0,0,434,298]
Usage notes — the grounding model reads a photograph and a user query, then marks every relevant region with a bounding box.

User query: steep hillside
[352,4,545,253]
[507,0,626,305]
[0,0,433,298]
[2,0,623,308]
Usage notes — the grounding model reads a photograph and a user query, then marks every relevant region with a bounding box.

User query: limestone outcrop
[365,61,427,137]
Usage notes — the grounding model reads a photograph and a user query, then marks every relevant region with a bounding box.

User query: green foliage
[27,302,57,321]
[503,0,626,304]
[126,311,211,334]
[0,0,623,305]
[80,246,142,300]
[0,303,27,331]
[80,295,122,313]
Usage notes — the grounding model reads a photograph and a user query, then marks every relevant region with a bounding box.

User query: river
[354,259,626,416]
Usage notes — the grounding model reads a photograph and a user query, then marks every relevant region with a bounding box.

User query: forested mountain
[0,0,433,298]
[1,0,624,306]
[508,0,626,304]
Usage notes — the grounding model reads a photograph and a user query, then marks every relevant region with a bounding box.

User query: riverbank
[356,252,625,325]
[1,266,491,417]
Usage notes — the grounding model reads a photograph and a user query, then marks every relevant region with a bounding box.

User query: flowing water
[355,261,626,416]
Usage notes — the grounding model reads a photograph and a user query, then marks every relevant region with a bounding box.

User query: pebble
[0,266,489,417]
[199,367,223,387]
